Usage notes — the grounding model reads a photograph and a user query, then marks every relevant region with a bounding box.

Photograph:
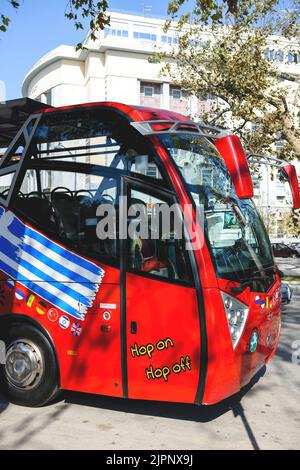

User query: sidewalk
[276,257,300,277]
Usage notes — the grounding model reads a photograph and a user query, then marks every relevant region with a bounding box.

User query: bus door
[123,178,201,403]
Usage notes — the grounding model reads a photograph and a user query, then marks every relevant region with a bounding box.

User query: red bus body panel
[282,164,300,209]
[126,273,200,403]
[0,208,123,398]
[214,135,254,199]
[203,279,281,404]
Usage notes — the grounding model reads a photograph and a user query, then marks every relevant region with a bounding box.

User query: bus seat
[14,194,58,233]
[51,191,79,240]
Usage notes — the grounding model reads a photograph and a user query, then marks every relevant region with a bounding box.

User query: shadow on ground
[64,366,266,424]
[0,392,8,415]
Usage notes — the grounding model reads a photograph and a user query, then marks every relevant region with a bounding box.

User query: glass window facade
[104,27,129,39]
[133,32,157,41]
[161,35,178,45]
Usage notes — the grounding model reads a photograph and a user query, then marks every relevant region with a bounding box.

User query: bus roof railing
[247,153,300,210]
[131,120,229,139]
[0,98,52,148]
[247,153,288,168]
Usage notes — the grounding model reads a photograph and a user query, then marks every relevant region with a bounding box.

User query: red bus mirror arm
[214,135,254,199]
[281,164,300,210]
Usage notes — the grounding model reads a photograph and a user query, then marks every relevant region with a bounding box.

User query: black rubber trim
[120,177,128,399]
[190,254,208,405]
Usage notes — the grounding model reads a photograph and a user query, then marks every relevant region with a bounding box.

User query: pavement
[0,292,299,450]
[276,257,300,278]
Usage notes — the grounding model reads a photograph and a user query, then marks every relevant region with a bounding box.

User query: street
[276,257,300,277]
[0,289,299,450]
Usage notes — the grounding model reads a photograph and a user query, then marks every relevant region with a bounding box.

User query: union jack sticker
[71,322,82,337]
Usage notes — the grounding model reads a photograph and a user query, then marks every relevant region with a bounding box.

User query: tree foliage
[158,0,300,160]
[0,1,19,32]
[276,208,300,237]
[65,1,110,50]
[0,0,110,50]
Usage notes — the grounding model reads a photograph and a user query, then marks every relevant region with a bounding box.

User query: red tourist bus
[0,99,298,407]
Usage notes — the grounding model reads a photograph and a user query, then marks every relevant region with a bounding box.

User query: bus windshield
[158,133,274,283]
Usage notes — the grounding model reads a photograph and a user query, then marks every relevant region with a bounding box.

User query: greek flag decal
[0,208,105,320]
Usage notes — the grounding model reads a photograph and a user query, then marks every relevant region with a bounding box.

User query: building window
[276,175,285,188]
[275,50,284,62]
[276,140,284,150]
[264,49,276,61]
[39,90,52,106]
[133,31,157,41]
[144,86,154,97]
[172,89,182,101]
[161,35,178,45]
[252,175,260,190]
[104,27,129,39]
[288,52,300,64]
[45,90,52,106]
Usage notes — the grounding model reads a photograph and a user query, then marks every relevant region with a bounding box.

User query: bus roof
[0,99,190,148]
[39,101,190,123]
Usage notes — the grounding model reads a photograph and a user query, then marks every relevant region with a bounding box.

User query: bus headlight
[221,292,249,349]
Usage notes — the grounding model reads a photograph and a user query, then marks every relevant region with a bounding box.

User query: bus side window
[127,188,193,284]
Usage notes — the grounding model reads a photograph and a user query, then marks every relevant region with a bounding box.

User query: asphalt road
[0,292,299,450]
[276,256,300,277]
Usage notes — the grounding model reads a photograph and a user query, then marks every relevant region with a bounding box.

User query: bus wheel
[1,323,60,407]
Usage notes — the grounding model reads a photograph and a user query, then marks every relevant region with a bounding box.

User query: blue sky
[0,0,172,100]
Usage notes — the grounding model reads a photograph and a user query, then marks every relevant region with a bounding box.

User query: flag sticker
[59,315,70,330]
[254,295,272,310]
[71,322,82,337]
[15,289,25,301]
[36,301,47,316]
[26,294,35,308]
[0,210,105,320]
[47,308,58,323]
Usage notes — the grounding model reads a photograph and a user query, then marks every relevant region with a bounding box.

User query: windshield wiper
[252,265,284,278]
[231,265,283,294]
[231,276,268,294]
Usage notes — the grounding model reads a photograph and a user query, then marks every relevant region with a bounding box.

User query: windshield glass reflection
[158,133,274,283]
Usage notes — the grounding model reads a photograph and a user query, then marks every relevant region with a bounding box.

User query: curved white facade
[22,10,300,112]
[22,11,217,115]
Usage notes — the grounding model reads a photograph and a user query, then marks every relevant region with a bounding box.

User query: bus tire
[0,322,60,407]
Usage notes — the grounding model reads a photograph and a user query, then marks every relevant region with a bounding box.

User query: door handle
[131,321,137,334]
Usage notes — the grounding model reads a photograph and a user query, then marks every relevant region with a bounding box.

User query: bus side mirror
[281,164,300,210]
[214,135,254,200]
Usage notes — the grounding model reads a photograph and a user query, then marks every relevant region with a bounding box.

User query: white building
[21,9,300,237]
[22,10,218,115]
